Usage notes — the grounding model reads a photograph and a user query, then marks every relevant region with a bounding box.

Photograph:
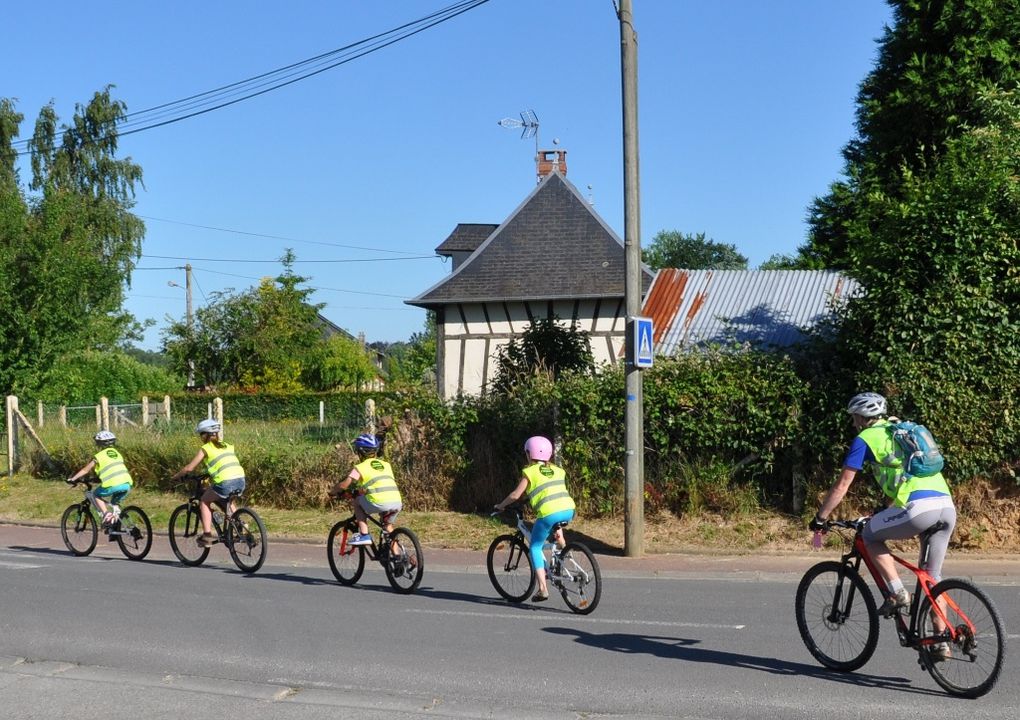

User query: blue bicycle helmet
[352,433,379,450]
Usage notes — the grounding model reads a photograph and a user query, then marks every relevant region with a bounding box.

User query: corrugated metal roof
[642,269,861,354]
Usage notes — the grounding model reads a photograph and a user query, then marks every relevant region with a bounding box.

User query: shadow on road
[543,627,943,697]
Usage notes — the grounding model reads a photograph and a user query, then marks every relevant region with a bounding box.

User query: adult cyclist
[810,393,956,657]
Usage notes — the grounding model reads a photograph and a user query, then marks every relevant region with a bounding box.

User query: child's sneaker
[930,641,952,663]
[348,533,372,546]
[102,512,116,527]
[878,588,911,618]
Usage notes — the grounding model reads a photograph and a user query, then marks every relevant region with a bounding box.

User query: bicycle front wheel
[226,508,268,574]
[168,503,210,566]
[384,527,424,594]
[556,542,602,614]
[327,520,365,585]
[486,534,535,603]
[795,561,879,671]
[917,578,1005,698]
[115,506,152,560]
[60,503,98,556]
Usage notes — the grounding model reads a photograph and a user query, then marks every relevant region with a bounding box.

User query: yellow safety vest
[858,421,951,507]
[522,462,575,519]
[355,458,401,506]
[202,442,245,485]
[93,448,133,489]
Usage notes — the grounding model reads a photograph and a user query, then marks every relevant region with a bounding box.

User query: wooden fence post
[100,397,110,430]
[163,395,171,423]
[59,405,67,427]
[6,396,19,477]
[37,401,44,428]
[214,397,224,438]
[141,396,150,427]
[365,398,376,434]
[319,400,325,426]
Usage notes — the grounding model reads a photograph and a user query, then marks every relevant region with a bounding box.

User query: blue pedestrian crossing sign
[632,316,654,368]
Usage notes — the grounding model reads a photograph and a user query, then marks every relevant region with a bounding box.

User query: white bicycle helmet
[846,392,887,418]
[94,430,116,445]
[195,419,221,435]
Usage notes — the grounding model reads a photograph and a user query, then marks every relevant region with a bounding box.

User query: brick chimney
[536,149,567,182]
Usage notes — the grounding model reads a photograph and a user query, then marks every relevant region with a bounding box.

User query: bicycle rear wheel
[795,561,879,671]
[327,520,365,585]
[917,578,1005,698]
[115,506,152,560]
[556,542,602,614]
[486,534,535,603]
[226,508,268,574]
[60,503,98,556]
[383,527,424,594]
[168,503,210,566]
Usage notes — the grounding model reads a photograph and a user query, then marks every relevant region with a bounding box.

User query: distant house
[407,153,653,398]
[641,268,860,353]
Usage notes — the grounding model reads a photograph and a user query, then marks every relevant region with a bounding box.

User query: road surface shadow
[543,627,943,696]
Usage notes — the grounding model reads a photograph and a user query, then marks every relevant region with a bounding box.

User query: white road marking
[404,607,744,629]
[0,560,46,569]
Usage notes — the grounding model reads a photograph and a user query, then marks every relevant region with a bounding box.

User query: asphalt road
[1,524,1018,719]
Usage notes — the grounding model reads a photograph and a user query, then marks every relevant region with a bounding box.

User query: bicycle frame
[73,480,128,538]
[333,511,396,564]
[838,523,974,651]
[180,475,242,544]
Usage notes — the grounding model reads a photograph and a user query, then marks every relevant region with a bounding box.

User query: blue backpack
[889,419,944,478]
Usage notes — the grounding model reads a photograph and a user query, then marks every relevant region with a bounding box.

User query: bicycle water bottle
[812,531,823,550]
[213,511,224,526]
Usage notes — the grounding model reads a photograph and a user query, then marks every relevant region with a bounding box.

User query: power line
[138,215,424,254]
[11,0,492,155]
[142,253,435,264]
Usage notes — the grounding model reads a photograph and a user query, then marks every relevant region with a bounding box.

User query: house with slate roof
[408,158,653,398]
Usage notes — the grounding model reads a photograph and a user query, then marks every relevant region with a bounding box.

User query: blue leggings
[530,509,575,571]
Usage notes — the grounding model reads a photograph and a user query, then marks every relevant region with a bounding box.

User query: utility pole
[185,263,194,388]
[171,265,195,388]
[619,0,644,556]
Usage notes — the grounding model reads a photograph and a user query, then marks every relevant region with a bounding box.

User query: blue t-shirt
[843,437,873,471]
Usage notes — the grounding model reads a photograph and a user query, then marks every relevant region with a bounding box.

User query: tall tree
[642,231,748,271]
[162,252,329,391]
[805,0,1020,267]
[0,89,145,394]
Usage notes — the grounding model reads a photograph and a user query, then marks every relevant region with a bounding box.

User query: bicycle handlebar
[819,517,869,532]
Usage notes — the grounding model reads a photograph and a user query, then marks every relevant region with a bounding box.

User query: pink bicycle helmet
[524,436,553,462]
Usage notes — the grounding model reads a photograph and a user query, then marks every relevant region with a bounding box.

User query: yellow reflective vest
[522,462,575,518]
[93,448,133,489]
[857,421,951,507]
[355,458,401,506]
[201,442,245,485]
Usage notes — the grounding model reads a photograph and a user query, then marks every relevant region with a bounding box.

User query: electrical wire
[10,0,492,155]
[138,215,424,254]
[141,253,435,263]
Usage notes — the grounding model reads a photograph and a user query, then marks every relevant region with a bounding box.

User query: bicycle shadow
[542,627,944,697]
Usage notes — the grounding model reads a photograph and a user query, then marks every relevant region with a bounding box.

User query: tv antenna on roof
[497,109,540,156]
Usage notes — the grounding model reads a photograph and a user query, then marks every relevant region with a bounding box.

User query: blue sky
[3,1,892,349]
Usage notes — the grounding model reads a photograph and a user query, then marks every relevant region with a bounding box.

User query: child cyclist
[171,419,247,547]
[494,436,576,602]
[329,433,402,545]
[66,430,134,527]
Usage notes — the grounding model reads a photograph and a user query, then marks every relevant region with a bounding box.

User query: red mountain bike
[795,517,1005,698]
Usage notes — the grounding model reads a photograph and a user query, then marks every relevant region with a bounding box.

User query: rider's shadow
[542,627,944,697]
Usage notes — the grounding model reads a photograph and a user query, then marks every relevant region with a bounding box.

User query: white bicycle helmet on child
[94,430,116,446]
[195,419,221,435]
[846,392,887,418]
